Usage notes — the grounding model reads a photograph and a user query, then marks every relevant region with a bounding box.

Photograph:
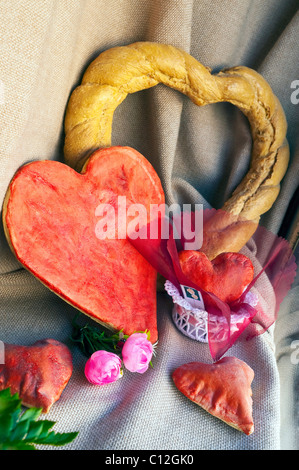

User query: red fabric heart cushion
[172,357,254,435]
[178,250,254,303]
[0,339,73,412]
[4,147,164,342]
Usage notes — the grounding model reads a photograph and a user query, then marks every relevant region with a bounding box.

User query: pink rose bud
[122,332,153,374]
[84,350,122,385]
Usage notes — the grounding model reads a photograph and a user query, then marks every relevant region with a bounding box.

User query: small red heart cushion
[0,339,73,412]
[172,357,254,435]
[178,250,254,303]
[3,147,164,342]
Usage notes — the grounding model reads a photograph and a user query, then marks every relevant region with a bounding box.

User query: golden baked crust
[64,42,289,257]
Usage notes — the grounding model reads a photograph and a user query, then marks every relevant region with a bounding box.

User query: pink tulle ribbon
[128,209,297,362]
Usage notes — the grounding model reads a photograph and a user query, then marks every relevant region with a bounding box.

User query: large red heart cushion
[3,147,164,343]
[172,357,254,435]
[178,250,254,304]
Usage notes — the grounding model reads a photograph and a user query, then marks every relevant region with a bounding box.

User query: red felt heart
[172,357,254,435]
[0,339,73,412]
[178,250,254,303]
[3,147,164,343]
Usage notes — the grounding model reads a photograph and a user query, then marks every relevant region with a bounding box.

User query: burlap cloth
[0,0,298,450]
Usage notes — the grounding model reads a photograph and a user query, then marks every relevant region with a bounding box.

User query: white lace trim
[164,280,258,343]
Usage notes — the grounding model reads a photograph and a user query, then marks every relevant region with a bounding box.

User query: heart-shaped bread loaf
[172,357,254,435]
[64,42,289,259]
[0,339,73,412]
[3,147,164,342]
[178,250,254,303]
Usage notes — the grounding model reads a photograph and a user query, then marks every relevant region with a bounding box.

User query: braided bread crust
[64,42,289,257]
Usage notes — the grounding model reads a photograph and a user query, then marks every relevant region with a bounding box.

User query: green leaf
[11,442,37,450]
[0,415,13,442]
[9,418,30,442]
[25,420,51,441]
[26,419,58,443]
[0,441,37,450]
[34,430,79,446]
[19,406,42,423]
[0,388,22,416]
[0,388,78,450]
[70,314,125,356]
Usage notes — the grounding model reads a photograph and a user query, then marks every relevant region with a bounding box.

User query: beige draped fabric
[0,0,298,450]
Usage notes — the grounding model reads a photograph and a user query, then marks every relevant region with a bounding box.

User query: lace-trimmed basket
[164,280,257,343]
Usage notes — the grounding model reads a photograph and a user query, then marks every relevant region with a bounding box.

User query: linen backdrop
[0,0,298,450]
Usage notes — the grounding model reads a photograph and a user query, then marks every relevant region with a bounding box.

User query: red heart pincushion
[3,147,164,342]
[172,357,254,435]
[0,339,73,412]
[178,250,254,303]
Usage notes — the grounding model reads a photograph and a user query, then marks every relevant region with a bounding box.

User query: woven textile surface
[0,0,298,450]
